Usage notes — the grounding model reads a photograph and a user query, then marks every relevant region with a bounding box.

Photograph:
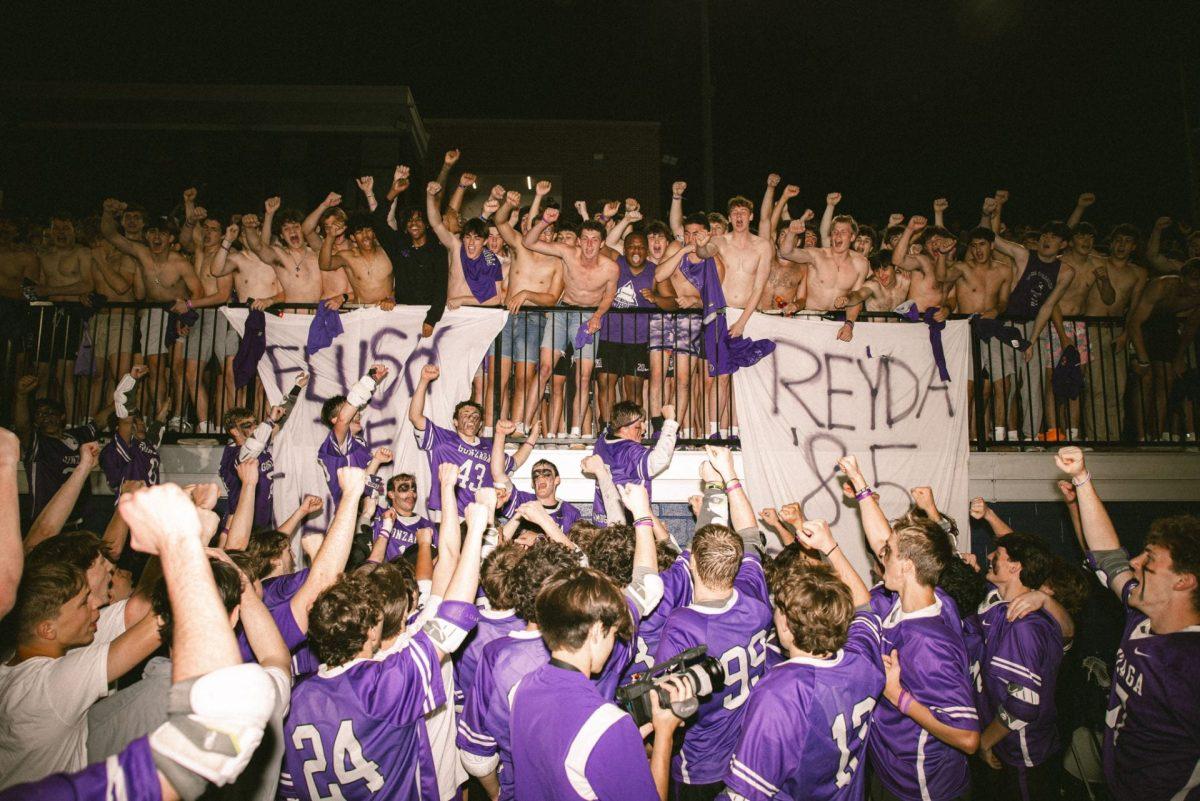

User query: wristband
[185,299,193,310]
[220,242,231,251]
[634,516,654,528]
[823,543,840,558]
[672,195,683,200]
[1071,470,1091,487]
[898,689,914,715]
[702,481,724,492]
[288,383,303,399]
[854,486,874,502]
[724,479,743,493]
[598,214,609,223]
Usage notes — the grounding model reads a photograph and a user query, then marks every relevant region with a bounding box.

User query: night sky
[3,1,1198,232]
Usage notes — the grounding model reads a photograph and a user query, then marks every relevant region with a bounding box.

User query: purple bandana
[461,245,503,303]
[895,300,949,381]
[306,299,344,355]
[574,322,593,350]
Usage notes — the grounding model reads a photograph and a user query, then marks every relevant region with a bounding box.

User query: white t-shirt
[0,641,111,789]
[95,599,129,645]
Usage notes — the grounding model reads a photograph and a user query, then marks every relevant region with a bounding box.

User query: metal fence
[3,302,1196,450]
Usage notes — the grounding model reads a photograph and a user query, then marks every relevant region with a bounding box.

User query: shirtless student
[779,214,871,341]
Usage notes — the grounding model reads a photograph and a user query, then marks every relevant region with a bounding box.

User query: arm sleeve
[1086,548,1134,593]
[239,423,273,462]
[646,420,679,475]
[625,568,665,618]
[366,630,446,725]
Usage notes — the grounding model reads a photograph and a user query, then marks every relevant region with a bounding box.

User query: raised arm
[1055,447,1133,598]
[335,364,387,442]
[24,443,100,553]
[0,429,21,616]
[302,192,341,249]
[778,220,817,265]
[289,467,368,630]
[758,174,780,239]
[933,198,949,229]
[489,421,515,486]
[605,209,643,254]
[222,459,261,552]
[250,197,285,266]
[969,497,1014,539]
[653,243,694,283]
[523,208,574,258]
[581,454,625,527]
[838,455,891,558]
[408,362,439,431]
[669,181,687,240]
[425,182,459,249]
[819,192,841,248]
[1145,217,1179,274]
[797,519,871,608]
[1066,193,1095,229]
[770,185,799,238]
[891,217,930,272]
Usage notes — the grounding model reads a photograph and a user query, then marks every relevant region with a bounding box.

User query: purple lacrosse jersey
[316,430,371,507]
[417,421,511,514]
[25,423,97,520]
[594,595,642,701]
[261,568,310,609]
[599,256,656,344]
[869,595,979,801]
[1103,580,1200,801]
[591,434,650,523]
[510,663,660,801]
[99,430,161,493]
[655,554,773,785]
[219,441,275,530]
[237,592,307,664]
[978,606,1062,768]
[625,553,694,683]
[721,611,885,801]
[280,603,476,801]
[500,488,581,535]
[455,609,526,705]
[456,630,549,800]
[370,512,434,561]
[0,734,160,801]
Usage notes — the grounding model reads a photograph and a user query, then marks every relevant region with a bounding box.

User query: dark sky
[3,1,1199,232]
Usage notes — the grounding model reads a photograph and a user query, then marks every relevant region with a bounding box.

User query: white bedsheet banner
[223,306,508,535]
[732,315,971,581]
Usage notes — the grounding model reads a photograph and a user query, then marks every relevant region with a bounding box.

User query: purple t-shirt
[1103,580,1200,801]
[655,554,773,785]
[417,421,510,514]
[454,608,526,706]
[219,441,275,530]
[261,568,310,609]
[99,430,161,493]
[591,434,650,524]
[0,734,159,801]
[600,256,656,344]
[511,664,660,801]
[280,629,447,801]
[24,423,97,520]
[500,488,581,536]
[456,630,549,800]
[978,604,1062,768]
[370,511,435,561]
[721,611,886,801]
[316,430,371,507]
[869,594,979,801]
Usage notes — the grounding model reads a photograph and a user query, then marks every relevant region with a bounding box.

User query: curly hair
[507,540,580,623]
[585,525,634,585]
[246,529,290,572]
[772,562,853,656]
[1043,557,1091,620]
[354,561,413,639]
[309,574,382,667]
[766,542,821,596]
[656,541,680,572]
[937,555,989,619]
[481,544,524,610]
[568,520,603,552]
[154,558,241,646]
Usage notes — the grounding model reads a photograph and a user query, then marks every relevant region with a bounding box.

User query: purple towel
[680,253,776,376]
[461,245,503,303]
[164,309,199,348]
[306,299,344,355]
[574,322,593,350]
[233,309,267,389]
[895,301,950,382]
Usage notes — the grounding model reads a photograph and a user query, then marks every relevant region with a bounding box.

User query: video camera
[616,645,725,727]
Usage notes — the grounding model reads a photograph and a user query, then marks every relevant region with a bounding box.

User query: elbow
[959,730,981,755]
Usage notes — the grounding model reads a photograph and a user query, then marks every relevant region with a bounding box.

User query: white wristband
[113,373,138,419]
[346,374,378,407]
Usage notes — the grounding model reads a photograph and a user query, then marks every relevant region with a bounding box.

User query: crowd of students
[1,332,1198,800]
[4,154,1200,446]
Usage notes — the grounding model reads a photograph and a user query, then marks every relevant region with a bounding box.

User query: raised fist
[16,375,39,395]
[910,486,934,508]
[300,494,324,515]
[826,192,842,206]
[661,404,675,421]
[505,190,522,207]
[438,461,459,486]
[624,198,640,212]
[421,363,440,382]
[323,192,342,207]
[482,198,500,216]
[603,201,621,219]
[188,206,207,224]
[761,507,780,526]
[788,219,806,234]
[797,519,836,553]
[265,196,281,214]
[535,180,552,196]
[372,447,394,464]
[766,174,781,188]
[672,181,687,197]
[779,502,804,525]
[1076,192,1096,207]
[182,187,198,203]
[1154,216,1172,230]
[459,172,477,188]
[625,209,643,223]
[1054,446,1086,479]
[337,466,368,496]
[369,364,389,382]
[495,420,517,436]
[224,223,239,242]
[982,197,998,215]
[119,484,201,555]
[395,164,411,181]
[103,198,125,215]
[1056,480,1077,504]
[837,454,862,481]
[887,213,905,227]
[908,215,928,231]
[79,441,101,468]
[427,182,442,196]
[782,184,800,200]
[444,149,461,166]
[994,189,1009,205]
[356,176,374,194]
[489,184,506,200]
[543,207,560,224]
[242,213,261,229]
[933,198,949,213]
[574,200,588,216]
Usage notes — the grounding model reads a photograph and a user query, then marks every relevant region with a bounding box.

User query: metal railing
[4,302,1196,450]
